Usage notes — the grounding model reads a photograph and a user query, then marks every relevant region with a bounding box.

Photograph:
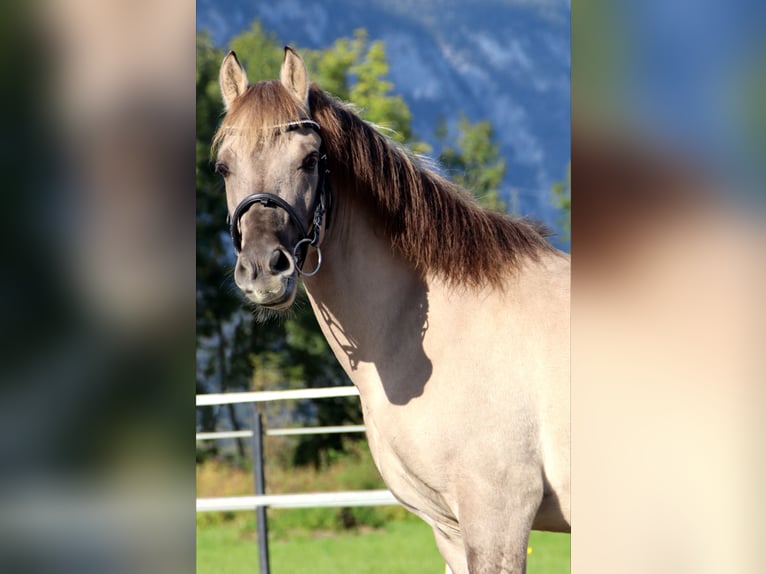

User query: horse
[213,46,570,574]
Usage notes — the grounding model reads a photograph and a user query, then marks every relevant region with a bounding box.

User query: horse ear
[280,46,310,109]
[220,51,248,111]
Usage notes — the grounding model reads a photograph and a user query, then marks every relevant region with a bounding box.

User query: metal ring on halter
[293,238,322,276]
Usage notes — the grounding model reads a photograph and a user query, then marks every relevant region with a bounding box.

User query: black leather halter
[228,120,331,276]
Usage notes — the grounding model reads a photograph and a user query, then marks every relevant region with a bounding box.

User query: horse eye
[214,161,229,177]
[302,154,318,171]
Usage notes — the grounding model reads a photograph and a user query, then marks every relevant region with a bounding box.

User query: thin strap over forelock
[216,121,321,142]
[275,120,321,134]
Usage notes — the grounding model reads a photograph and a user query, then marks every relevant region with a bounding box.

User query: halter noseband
[228,120,331,277]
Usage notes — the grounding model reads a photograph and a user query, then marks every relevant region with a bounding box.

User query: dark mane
[215,82,556,287]
[308,87,555,286]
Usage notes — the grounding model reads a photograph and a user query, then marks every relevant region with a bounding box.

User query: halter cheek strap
[227,119,332,276]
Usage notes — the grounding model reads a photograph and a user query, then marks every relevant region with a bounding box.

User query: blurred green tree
[227,22,284,82]
[304,30,416,145]
[551,162,571,242]
[437,114,507,212]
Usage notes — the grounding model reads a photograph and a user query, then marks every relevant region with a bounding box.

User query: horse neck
[302,194,432,404]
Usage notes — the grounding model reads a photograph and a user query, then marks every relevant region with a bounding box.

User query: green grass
[527,530,571,573]
[197,517,570,573]
[197,456,569,572]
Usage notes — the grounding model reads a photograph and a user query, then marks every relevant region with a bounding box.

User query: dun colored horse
[214,47,570,573]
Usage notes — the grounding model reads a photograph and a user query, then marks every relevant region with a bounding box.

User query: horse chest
[361,400,460,526]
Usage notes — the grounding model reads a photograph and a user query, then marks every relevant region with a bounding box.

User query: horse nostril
[237,258,258,283]
[238,260,252,277]
[269,249,292,275]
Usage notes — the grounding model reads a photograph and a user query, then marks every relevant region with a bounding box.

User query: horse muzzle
[238,274,297,309]
[234,247,298,309]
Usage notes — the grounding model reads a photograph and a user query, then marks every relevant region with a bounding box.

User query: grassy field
[197,516,570,573]
[197,455,569,573]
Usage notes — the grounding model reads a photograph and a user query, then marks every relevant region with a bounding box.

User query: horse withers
[213,47,570,574]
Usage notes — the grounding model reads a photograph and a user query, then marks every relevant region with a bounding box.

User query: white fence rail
[197,490,398,512]
[196,386,359,406]
[196,424,366,441]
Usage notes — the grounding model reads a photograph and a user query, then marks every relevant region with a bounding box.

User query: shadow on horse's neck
[303,199,433,407]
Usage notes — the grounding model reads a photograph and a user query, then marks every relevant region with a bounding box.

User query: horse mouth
[260,295,294,311]
[245,276,297,310]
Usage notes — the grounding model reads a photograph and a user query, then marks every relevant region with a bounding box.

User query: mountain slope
[197,0,570,239]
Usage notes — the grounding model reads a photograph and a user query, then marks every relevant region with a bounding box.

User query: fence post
[251,408,271,574]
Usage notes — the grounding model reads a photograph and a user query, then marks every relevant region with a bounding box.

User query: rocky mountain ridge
[197,0,570,238]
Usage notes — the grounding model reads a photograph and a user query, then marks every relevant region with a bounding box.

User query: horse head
[215,48,327,310]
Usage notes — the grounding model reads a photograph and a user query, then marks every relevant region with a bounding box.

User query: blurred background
[0,0,195,572]
[573,1,765,573]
